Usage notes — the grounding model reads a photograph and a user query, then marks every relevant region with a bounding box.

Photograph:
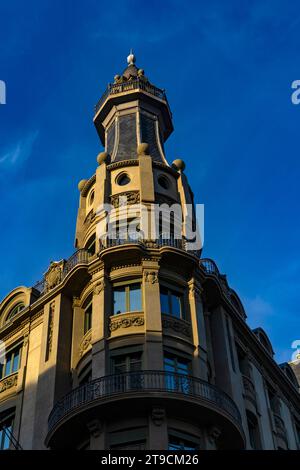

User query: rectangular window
[168,433,198,450]
[84,303,92,334]
[113,283,142,315]
[112,352,142,374]
[109,426,147,450]
[1,346,21,379]
[111,352,142,391]
[160,286,184,319]
[0,416,14,451]
[164,353,190,393]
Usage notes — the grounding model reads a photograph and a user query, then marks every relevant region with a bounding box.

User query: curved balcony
[46,371,244,449]
[33,249,89,295]
[95,78,169,116]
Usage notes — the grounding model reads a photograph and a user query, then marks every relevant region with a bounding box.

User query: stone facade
[0,53,300,450]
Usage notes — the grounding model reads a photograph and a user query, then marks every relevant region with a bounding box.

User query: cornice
[107,160,139,171]
[81,174,96,197]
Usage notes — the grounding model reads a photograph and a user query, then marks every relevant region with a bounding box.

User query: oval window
[116,173,131,186]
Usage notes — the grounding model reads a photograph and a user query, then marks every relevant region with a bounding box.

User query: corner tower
[93,51,173,164]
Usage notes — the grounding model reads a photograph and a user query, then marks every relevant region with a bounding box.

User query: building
[0,53,300,451]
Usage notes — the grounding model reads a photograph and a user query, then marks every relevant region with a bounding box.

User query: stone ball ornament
[78,179,87,191]
[97,151,108,165]
[172,159,186,172]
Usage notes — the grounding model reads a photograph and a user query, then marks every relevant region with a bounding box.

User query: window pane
[164,356,175,373]
[171,292,182,318]
[84,305,92,334]
[168,436,197,450]
[160,287,169,314]
[129,284,141,311]
[2,425,11,450]
[5,355,12,376]
[12,350,20,373]
[177,360,189,375]
[129,353,142,371]
[113,357,127,374]
[113,287,126,314]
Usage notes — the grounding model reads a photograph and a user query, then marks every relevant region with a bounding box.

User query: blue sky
[0,0,299,363]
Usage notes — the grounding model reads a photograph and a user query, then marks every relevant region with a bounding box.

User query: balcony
[46,371,244,449]
[33,249,90,295]
[0,372,18,399]
[95,78,169,116]
[99,235,198,254]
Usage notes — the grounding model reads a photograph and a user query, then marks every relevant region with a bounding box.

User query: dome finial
[127,49,136,66]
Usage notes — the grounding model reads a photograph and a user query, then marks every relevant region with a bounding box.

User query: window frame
[0,411,15,451]
[168,429,199,450]
[83,297,93,335]
[0,344,22,380]
[163,352,191,376]
[112,280,143,315]
[160,283,185,319]
[85,233,96,257]
[6,302,25,322]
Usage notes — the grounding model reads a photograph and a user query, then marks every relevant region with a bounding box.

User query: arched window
[6,302,25,322]
[83,296,93,334]
[85,234,96,257]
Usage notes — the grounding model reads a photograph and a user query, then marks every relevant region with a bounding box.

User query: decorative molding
[110,314,144,332]
[0,373,18,394]
[46,302,55,361]
[107,160,139,171]
[188,280,203,300]
[110,263,140,272]
[162,316,192,338]
[73,297,81,308]
[110,191,140,208]
[84,209,96,226]
[45,261,64,292]
[151,407,165,426]
[23,333,29,347]
[86,419,103,438]
[144,271,158,284]
[89,263,105,276]
[79,330,92,357]
[93,279,106,295]
[81,174,96,197]
[208,426,222,445]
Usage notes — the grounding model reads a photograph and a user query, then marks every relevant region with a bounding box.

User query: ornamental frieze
[110,191,140,208]
[0,373,18,394]
[162,316,191,338]
[110,315,144,332]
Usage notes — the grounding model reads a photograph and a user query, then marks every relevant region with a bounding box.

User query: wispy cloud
[243,294,274,329]
[0,130,39,168]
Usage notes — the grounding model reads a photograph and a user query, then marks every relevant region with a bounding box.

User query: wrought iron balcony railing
[33,249,89,295]
[200,258,233,300]
[48,370,242,433]
[99,235,187,251]
[95,78,168,115]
